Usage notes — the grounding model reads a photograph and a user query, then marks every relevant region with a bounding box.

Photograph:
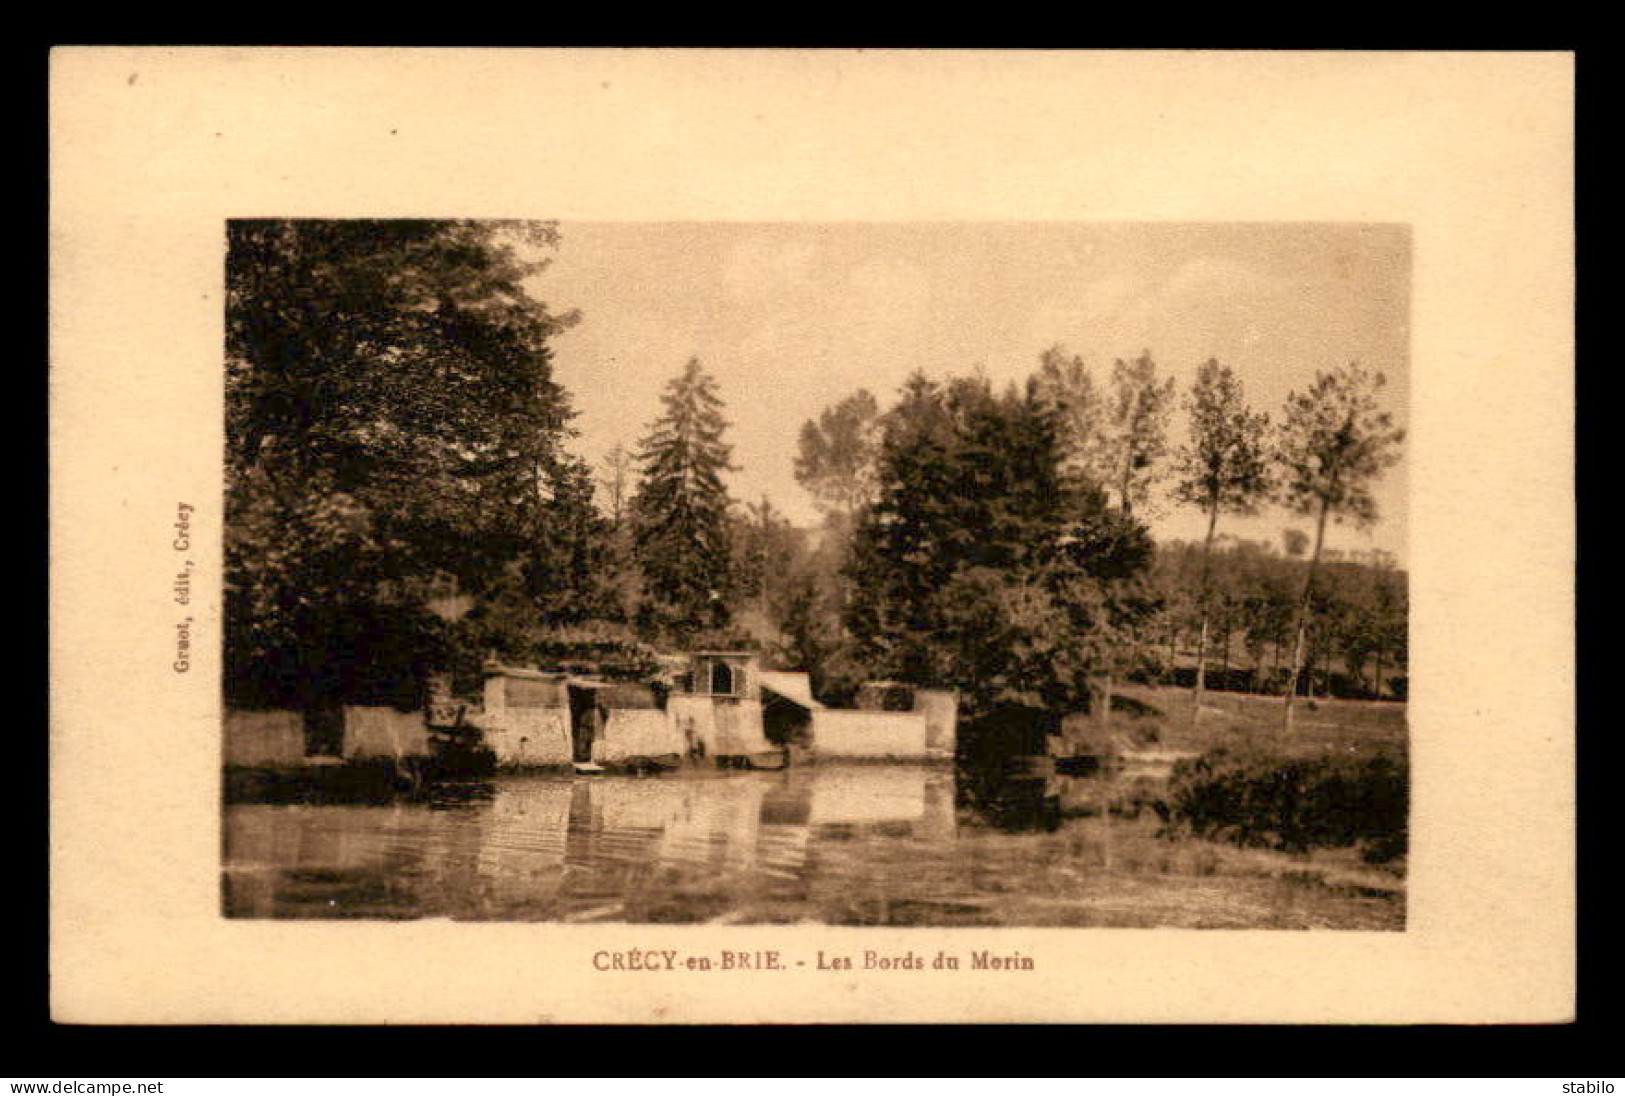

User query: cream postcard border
[49,48,1575,1024]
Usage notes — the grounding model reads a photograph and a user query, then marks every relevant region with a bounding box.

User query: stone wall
[667,695,773,757]
[223,709,306,766]
[667,694,714,756]
[711,697,772,755]
[478,708,573,768]
[344,705,431,760]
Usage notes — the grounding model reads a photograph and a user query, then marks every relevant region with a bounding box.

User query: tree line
[225,221,1404,732]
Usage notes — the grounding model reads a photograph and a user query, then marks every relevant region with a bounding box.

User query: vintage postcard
[49,48,1574,1023]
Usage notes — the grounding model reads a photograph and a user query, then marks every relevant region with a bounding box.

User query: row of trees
[225,221,1403,734]
[777,349,1404,728]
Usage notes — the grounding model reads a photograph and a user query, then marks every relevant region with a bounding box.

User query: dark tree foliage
[224,219,581,709]
[844,372,1155,718]
[629,357,737,641]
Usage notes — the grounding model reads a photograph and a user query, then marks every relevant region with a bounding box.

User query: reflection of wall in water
[807,766,956,838]
[657,778,766,872]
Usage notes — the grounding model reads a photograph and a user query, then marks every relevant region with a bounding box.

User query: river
[222,764,1402,929]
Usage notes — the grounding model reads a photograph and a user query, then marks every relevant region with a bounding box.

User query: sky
[527,222,1410,564]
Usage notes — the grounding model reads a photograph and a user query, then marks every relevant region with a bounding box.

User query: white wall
[667,694,715,755]
[811,710,930,759]
[668,695,773,757]
[712,697,772,754]
[593,708,686,763]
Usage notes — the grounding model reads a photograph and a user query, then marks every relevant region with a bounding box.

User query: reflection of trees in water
[223,802,445,918]
[955,769,1063,833]
[952,704,1070,832]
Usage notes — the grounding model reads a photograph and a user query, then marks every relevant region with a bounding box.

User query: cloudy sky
[530,222,1410,563]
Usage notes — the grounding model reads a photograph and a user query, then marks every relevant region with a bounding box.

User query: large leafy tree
[844,373,1153,721]
[224,219,581,709]
[1274,362,1405,728]
[1173,359,1272,718]
[629,357,737,640]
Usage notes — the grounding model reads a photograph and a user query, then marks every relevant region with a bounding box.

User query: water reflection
[221,763,1401,928]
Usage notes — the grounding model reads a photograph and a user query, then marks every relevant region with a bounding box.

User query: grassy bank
[1112,682,1407,757]
[1103,684,1409,866]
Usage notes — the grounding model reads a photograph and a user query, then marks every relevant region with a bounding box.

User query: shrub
[1163,745,1408,863]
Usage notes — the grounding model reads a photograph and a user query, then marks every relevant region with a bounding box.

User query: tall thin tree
[1103,352,1177,517]
[1173,359,1272,723]
[1092,352,1175,729]
[600,442,632,527]
[1274,362,1405,730]
[1033,345,1108,495]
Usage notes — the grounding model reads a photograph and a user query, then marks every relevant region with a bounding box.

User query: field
[1112,682,1409,759]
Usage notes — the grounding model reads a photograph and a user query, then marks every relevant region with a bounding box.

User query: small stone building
[665,651,777,762]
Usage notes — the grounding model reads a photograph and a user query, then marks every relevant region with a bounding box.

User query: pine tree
[629,358,737,641]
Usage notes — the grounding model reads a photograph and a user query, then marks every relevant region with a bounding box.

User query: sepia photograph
[220,220,1410,930]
